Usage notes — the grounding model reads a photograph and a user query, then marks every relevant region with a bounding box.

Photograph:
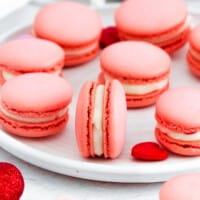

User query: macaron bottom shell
[119,26,190,54]
[155,128,200,156]
[126,83,169,108]
[98,72,169,108]
[160,27,190,54]
[64,45,99,66]
[0,111,69,137]
[187,51,200,77]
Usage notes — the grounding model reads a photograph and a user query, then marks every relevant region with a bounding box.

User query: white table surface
[0,1,199,200]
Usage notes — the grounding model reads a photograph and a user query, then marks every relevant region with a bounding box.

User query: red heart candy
[131,142,168,161]
[99,26,120,49]
[0,162,24,200]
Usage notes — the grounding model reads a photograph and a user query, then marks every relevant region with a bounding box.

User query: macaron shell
[34,2,102,47]
[162,27,190,53]
[155,128,200,156]
[187,51,200,77]
[0,111,69,137]
[118,26,189,55]
[189,24,200,51]
[1,73,72,118]
[103,80,127,158]
[100,41,170,81]
[160,173,200,200]
[115,0,187,36]
[126,83,169,108]
[75,81,96,157]
[0,38,64,72]
[155,87,200,132]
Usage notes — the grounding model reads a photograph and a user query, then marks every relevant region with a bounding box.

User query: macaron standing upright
[0,73,73,137]
[34,1,102,66]
[155,87,200,156]
[0,38,64,85]
[99,41,171,108]
[160,173,200,200]
[187,24,200,77]
[75,80,127,159]
[115,0,190,53]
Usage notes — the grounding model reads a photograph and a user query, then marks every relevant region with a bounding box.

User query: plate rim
[1,5,200,183]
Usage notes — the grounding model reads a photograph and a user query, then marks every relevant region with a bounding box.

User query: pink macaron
[155,87,200,156]
[160,173,200,200]
[115,0,190,53]
[34,1,102,66]
[99,41,171,108]
[0,38,64,85]
[0,73,72,137]
[75,80,127,159]
[187,24,200,77]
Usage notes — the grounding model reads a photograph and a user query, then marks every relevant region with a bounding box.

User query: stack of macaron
[1,0,200,162]
[0,1,103,139]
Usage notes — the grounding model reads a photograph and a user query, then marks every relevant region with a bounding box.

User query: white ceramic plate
[1,4,200,183]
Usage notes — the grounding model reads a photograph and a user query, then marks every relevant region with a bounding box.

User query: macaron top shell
[34,2,102,46]
[75,81,96,157]
[160,173,200,200]
[1,73,72,117]
[103,80,126,158]
[156,87,200,130]
[189,24,200,51]
[100,41,170,80]
[0,38,64,72]
[115,0,187,35]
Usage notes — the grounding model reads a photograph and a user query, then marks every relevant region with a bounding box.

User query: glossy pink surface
[100,41,170,80]
[115,0,187,35]
[34,1,102,47]
[0,38,64,73]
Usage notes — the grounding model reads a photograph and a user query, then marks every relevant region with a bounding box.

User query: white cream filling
[104,74,168,95]
[0,102,68,123]
[64,42,98,56]
[2,69,61,81]
[92,85,104,156]
[157,123,200,141]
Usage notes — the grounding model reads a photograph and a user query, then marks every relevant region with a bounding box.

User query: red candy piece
[0,162,24,200]
[99,26,120,49]
[131,142,168,161]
